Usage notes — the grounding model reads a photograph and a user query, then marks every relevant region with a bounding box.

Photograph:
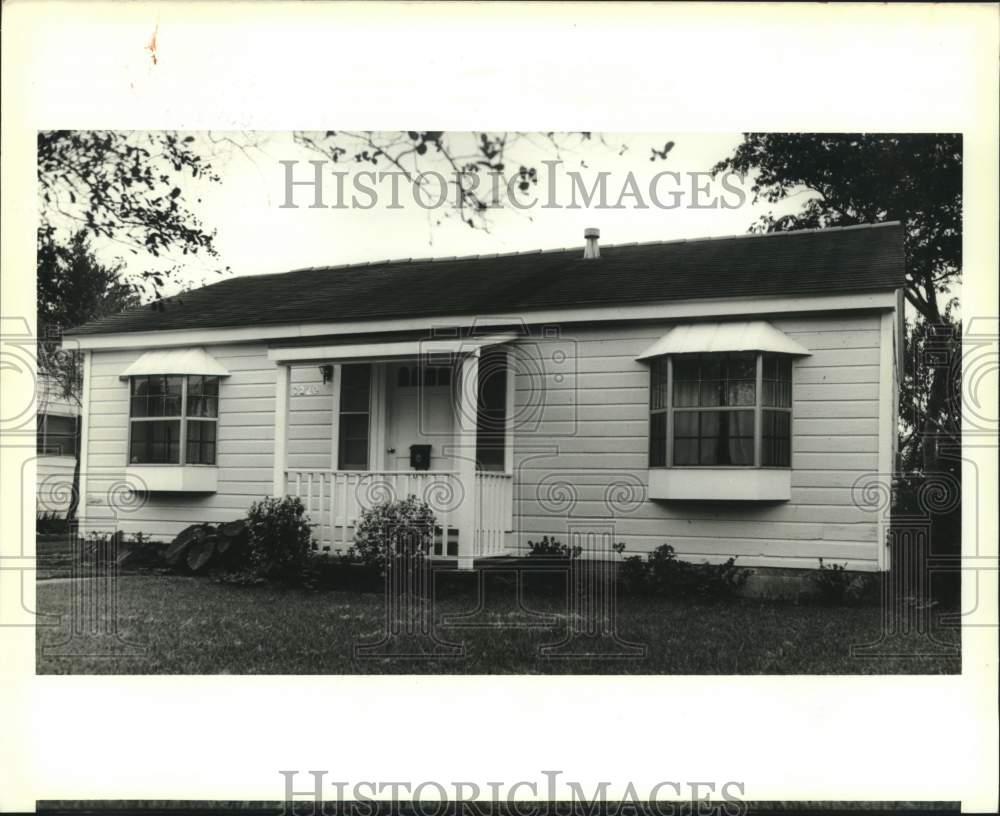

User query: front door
[385,362,455,471]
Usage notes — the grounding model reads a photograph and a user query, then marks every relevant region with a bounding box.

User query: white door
[385,364,455,471]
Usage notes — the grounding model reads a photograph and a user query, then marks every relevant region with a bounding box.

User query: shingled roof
[67,222,905,337]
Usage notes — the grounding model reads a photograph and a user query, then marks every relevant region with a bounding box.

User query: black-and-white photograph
[2,3,996,814]
[32,129,962,674]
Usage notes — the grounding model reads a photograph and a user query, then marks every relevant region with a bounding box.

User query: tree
[292,131,636,229]
[38,130,220,299]
[37,230,140,518]
[712,134,962,472]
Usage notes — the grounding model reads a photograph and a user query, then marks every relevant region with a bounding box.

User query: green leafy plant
[526,535,581,559]
[620,543,750,600]
[811,558,855,605]
[225,496,315,584]
[353,495,436,576]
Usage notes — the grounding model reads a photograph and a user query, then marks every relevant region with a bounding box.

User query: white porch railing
[285,469,512,559]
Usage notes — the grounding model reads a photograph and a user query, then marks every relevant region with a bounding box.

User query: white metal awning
[635,320,811,360]
[267,333,518,364]
[118,347,232,379]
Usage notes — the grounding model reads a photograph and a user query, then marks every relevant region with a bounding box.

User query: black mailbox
[409,444,431,471]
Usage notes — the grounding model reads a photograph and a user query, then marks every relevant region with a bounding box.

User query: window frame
[649,352,793,470]
[127,374,220,467]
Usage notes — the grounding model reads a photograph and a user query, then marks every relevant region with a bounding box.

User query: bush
[810,558,850,603]
[231,496,315,584]
[36,511,70,536]
[526,535,581,559]
[617,555,650,595]
[353,495,436,576]
[619,543,750,600]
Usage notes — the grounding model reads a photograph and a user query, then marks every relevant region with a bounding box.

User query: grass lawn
[35,574,960,674]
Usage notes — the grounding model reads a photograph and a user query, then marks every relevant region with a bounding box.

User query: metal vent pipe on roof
[583,227,600,259]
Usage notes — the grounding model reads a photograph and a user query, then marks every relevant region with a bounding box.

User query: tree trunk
[66,413,82,521]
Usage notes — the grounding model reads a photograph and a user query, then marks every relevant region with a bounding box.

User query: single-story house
[63,222,904,573]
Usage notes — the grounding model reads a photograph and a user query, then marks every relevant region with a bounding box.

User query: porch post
[273,363,290,497]
[454,350,479,570]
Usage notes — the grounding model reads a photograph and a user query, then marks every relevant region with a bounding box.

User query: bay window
[648,352,792,469]
[129,374,219,465]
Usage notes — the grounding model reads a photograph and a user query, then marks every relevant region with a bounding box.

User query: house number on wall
[291,384,321,396]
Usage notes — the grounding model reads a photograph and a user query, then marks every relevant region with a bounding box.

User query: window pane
[673,380,699,407]
[727,380,756,406]
[762,409,791,466]
[338,413,369,470]
[649,412,666,467]
[672,355,699,382]
[650,358,669,410]
[698,412,721,464]
[728,410,755,466]
[340,364,371,412]
[727,353,756,380]
[673,438,698,465]
[130,420,181,464]
[763,355,792,408]
[186,420,217,465]
[700,379,723,406]
[673,411,697,437]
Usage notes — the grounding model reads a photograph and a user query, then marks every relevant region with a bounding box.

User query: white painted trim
[117,346,230,379]
[125,465,218,493]
[76,350,92,528]
[66,291,899,351]
[503,346,516,475]
[268,333,518,363]
[649,468,791,501]
[877,308,896,571]
[273,364,290,496]
[329,364,342,471]
[635,320,812,359]
[503,347,516,530]
[453,351,479,570]
[369,362,387,471]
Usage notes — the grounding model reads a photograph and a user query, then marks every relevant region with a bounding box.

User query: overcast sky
[85,131,808,297]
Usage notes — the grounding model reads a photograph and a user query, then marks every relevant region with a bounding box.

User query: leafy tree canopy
[712,133,961,323]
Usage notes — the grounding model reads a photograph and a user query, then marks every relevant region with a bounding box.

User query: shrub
[617,554,650,595]
[353,495,436,576]
[526,535,581,559]
[236,496,315,584]
[619,543,750,600]
[810,558,861,605]
[36,511,70,536]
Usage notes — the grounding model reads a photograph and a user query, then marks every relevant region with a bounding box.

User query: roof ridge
[279,221,900,276]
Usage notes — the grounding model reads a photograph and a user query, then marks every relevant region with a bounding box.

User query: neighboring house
[63,223,904,573]
[36,373,80,514]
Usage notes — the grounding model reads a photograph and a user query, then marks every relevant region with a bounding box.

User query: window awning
[118,347,231,379]
[635,320,811,360]
[267,333,518,364]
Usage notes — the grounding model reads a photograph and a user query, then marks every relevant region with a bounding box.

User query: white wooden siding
[509,313,887,571]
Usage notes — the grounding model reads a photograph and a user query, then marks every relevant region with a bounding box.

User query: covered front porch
[270,333,517,568]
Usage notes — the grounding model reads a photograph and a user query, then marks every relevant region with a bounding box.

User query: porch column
[454,350,479,570]
[272,363,290,496]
